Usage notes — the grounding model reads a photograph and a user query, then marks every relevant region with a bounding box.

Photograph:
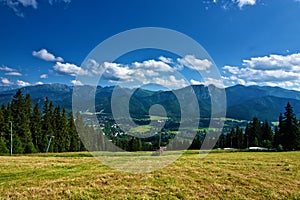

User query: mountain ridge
[1,83,299,121]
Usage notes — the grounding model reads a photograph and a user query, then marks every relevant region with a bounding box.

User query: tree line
[0,90,84,154]
[217,102,300,151]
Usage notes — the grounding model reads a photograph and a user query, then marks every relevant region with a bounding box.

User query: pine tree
[68,112,80,151]
[247,117,262,147]
[280,102,300,150]
[60,108,70,152]
[30,104,43,152]
[261,120,273,148]
[42,98,54,152]
[11,90,35,153]
[236,126,244,149]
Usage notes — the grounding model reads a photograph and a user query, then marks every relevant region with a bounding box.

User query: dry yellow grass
[0,151,299,199]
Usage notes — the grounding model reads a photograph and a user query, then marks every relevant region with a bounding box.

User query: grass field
[130,125,153,133]
[0,151,299,199]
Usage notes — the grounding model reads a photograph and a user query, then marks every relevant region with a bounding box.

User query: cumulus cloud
[223,52,300,91]
[236,0,256,9]
[177,55,212,71]
[242,53,300,70]
[190,79,202,85]
[133,60,174,72]
[152,76,187,88]
[77,55,217,89]
[203,78,224,88]
[1,77,13,85]
[35,81,44,85]
[205,0,258,10]
[16,80,30,86]
[158,56,173,64]
[79,58,188,89]
[33,49,64,62]
[71,80,83,86]
[40,74,48,79]
[54,62,88,76]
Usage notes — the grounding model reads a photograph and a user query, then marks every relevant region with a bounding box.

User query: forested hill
[1,84,300,121]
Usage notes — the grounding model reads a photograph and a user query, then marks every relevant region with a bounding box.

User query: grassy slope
[0,151,299,199]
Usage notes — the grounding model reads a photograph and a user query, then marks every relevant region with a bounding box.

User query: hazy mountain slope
[1,83,300,121]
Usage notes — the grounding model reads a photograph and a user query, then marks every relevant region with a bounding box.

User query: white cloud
[1,0,70,17]
[16,80,30,86]
[0,66,14,72]
[0,65,22,76]
[1,0,37,17]
[71,80,83,86]
[205,0,257,10]
[133,60,174,72]
[79,57,189,89]
[78,55,215,89]
[177,55,212,71]
[83,59,108,76]
[223,52,300,90]
[1,77,12,85]
[5,71,22,76]
[33,49,64,62]
[236,0,256,8]
[242,53,300,70]
[54,62,88,76]
[152,75,187,89]
[40,74,48,79]
[35,81,44,85]
[102,62,134,81]
[223,65,240,75]
[203,78,224,88]
[18,0,37,8]
[190,79,202,85]
[158,56,173,64]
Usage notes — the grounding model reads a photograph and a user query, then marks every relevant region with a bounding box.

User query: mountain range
[0,83,300,121]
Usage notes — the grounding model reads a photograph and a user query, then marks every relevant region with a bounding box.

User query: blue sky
[1,0,300,90]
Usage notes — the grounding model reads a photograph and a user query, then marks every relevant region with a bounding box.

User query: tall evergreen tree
[69,112,80,151]
[236,126,244,149]
[30,103,43,152]
[246,117,262,147]
[11,90,35,153]
[280,102,300,150]
[42,97,54,152]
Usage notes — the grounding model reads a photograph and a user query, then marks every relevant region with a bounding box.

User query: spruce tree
[247,117,262,147]
[30,104,43,152]
[69,112,80,151]
[280,102,300,150]
[261,120,273,148]
[236,126,244,149]
[11,90,35,153]
[42,98,54,152]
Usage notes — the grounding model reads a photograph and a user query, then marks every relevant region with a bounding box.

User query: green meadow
[0,151,299,199]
